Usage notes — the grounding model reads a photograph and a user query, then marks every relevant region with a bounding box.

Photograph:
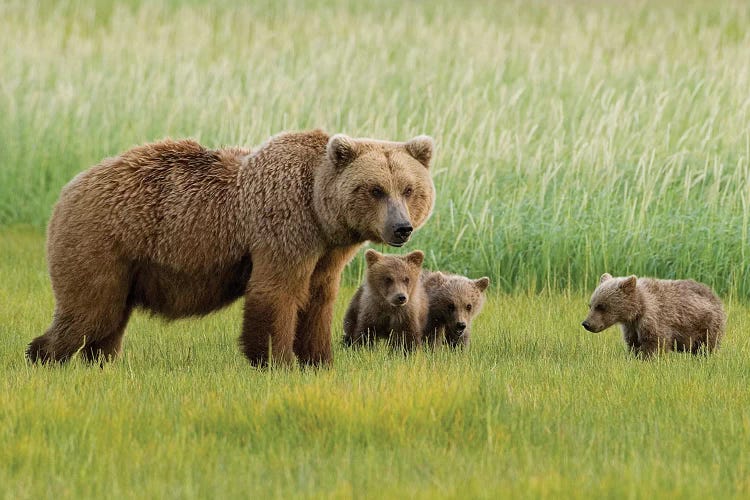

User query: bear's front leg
[422,315,444,348]
[621,324,640,353]
[637,333,670,359]
[388,317,423,353]
[240,254,315,367]
[294,247,359,366]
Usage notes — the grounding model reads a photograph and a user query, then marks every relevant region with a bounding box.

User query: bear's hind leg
[80,305,133,363]
[27,313,90,363]
[26,333,53,363]
[29,259,133,364]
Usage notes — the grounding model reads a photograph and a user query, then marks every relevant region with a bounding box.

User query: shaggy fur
[422,272,490,347]
[27,130,435,367]
[582,273,726,357]
[342,250,428,351]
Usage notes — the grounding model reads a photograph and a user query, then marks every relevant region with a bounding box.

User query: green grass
[3,0,750,498]
[2,0,750,295]
[2,229,750,498]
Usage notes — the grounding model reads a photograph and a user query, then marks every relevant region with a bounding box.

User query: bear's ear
[405,250,424,268]
[364,249,382,267]
[599,273,613,284]
[327,134,360,169]
[404,135,434,168]
[425,271,446,288]
[619,275,637,293]
[474,277,490,292]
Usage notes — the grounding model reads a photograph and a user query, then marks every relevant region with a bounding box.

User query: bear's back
[50,139,250,269]
[639,278,724,326]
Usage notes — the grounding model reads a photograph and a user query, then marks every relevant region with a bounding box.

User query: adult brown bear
[27,130,435,367]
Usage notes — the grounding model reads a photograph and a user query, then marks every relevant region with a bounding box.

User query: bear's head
[582,273,639,333]
[316,134,435,247]
[365,249,425,307]
[427,273,490,345]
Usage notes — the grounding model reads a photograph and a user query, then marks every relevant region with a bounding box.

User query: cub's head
[365,249,425,307]
[582,273,638,333]
[426,273,490,345]
[321,134,435,247]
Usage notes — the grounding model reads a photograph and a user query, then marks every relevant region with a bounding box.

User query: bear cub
[582,273,726,357]
[343,250,428,350]
[422,272,490,347]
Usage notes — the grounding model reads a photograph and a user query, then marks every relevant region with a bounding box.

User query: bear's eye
[466,304,472,311]
[403,187,413,198]
[403,277,410,285]
[595,304,606,312]
[448,303,456,312]
[385,277,394,286]
[370,186,385,199]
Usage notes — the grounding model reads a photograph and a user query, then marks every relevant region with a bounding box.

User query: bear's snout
[390,293,408,306]
[455,321,467,332]
[385,222,413,247]
[393,223,413,242]
[581,320,593,332]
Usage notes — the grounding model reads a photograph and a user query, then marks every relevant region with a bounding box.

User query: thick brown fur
[582,274,726,357]
[28,130,435,367]
[422,272,490,347]
[342,250,428,351]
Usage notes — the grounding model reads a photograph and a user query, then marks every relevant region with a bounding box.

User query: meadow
[2,0,750,498]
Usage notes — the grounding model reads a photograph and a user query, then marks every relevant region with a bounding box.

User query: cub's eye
[466,304,472,311]
[595,304,606,312]
[403,187,413,198]
[448,303,456,312]
[403,277,410,285]
[385,277,394,286]
[370,187,385,199]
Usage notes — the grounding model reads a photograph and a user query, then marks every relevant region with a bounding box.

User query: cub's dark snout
[456,321,466,332]
[395,293,407,305]
[581,321,593,332]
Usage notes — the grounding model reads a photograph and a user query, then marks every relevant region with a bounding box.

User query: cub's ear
[599,273,613,284]
[474,277,490,292]
[364,249,382,267]
[425,271,447,288]
[405,250,424,268]
[327,134,359,169]
[404,135,434,168]
[620,275,637,293]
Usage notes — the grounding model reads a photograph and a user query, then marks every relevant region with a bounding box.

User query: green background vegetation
[2,0,749,498]
[2,0,749,295]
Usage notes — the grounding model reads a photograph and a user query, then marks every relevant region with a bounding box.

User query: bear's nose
[393,223,413,242]
[456,321,466,331]
[582,321,592,331]
[395,293,407,304]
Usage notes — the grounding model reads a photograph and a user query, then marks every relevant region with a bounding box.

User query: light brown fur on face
[317,135,434,247]
[27,130,436,367]
[582,273,726,357]
[342,250,428,351]
[422,272,489,347]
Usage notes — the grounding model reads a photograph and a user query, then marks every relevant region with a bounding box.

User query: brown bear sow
[422,272,490,347]
[342,250,427,350]
[27,130,435,366]
[582,274,726,357]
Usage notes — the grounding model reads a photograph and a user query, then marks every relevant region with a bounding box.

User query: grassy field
[2,0,750,498]
[2,229,750,498]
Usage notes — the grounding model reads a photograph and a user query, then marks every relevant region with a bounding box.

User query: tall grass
[1,0,749,296]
